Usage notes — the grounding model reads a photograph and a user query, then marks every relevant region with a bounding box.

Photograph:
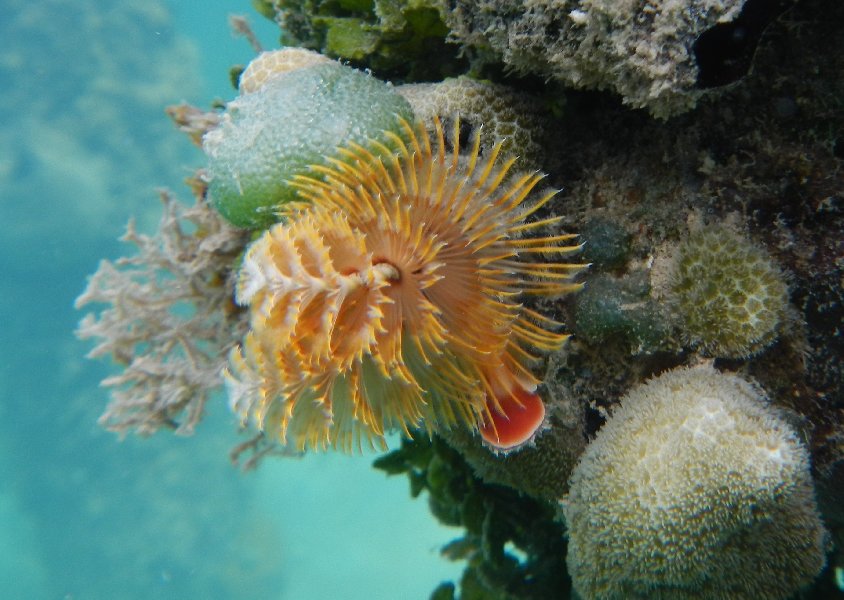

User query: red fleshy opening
[479,385,545,450]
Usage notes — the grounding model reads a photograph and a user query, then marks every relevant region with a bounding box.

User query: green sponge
[203,61,413,229]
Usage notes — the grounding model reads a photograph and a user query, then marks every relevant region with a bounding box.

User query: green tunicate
[203,62,413,229]
[580,217,632,270]
[574,273,669,352]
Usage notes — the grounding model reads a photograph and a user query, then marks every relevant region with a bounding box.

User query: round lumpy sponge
[670,226,789,357]
[562,365,828,600]
[203,61,413,229]
[238,48,332,94]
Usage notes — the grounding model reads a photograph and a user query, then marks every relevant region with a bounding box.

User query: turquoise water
[0,1,460,597]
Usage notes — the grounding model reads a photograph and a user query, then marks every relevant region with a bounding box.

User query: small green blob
[574,276,631,341]
[203,62,413,229]
[580,217,632,270]
[317,17,380,59]
[251,0,277,20]
[404,5,449,37]
[228,64,245,91]
[430,582,456,600]
[574,273,668,351]
[670,226,789,358]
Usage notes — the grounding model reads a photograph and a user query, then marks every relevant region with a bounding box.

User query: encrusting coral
[224,117,585,452]
[562,364,829,600]
[75,190,249,435]
[669,225,789,358]
[396,76,549,168]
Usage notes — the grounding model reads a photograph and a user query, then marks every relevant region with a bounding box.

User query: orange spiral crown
[225,117,584,452]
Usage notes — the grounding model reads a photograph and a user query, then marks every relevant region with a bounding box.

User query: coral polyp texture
[237,47,332,94]
[224,118,584,452]
[562,365,829,600]
[396,76,549,168]
[203,59,413,229]
[670,226,789,357]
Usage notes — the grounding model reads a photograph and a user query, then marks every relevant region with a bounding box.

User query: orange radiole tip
[479,385,546,450]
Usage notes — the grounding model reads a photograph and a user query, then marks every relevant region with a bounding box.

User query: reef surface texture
[77,0,844,597]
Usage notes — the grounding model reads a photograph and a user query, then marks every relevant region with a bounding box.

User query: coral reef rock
[446,0,794,117]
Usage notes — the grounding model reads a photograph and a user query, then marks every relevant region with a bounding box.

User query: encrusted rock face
[253,0,466,80]
[562,365,829,600]
[445,0,785,117]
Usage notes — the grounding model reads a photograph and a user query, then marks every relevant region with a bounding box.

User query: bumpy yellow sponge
[670,226,789,358]
[238,48,332,94]
[562,365,828,600]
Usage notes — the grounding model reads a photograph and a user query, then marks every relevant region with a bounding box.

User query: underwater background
[4,0,844,597]
[0,1,462,597]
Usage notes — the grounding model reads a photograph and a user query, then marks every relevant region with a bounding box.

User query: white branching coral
[75,189,249,435]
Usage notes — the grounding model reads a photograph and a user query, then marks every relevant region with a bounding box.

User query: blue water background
[0,1,461,597]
